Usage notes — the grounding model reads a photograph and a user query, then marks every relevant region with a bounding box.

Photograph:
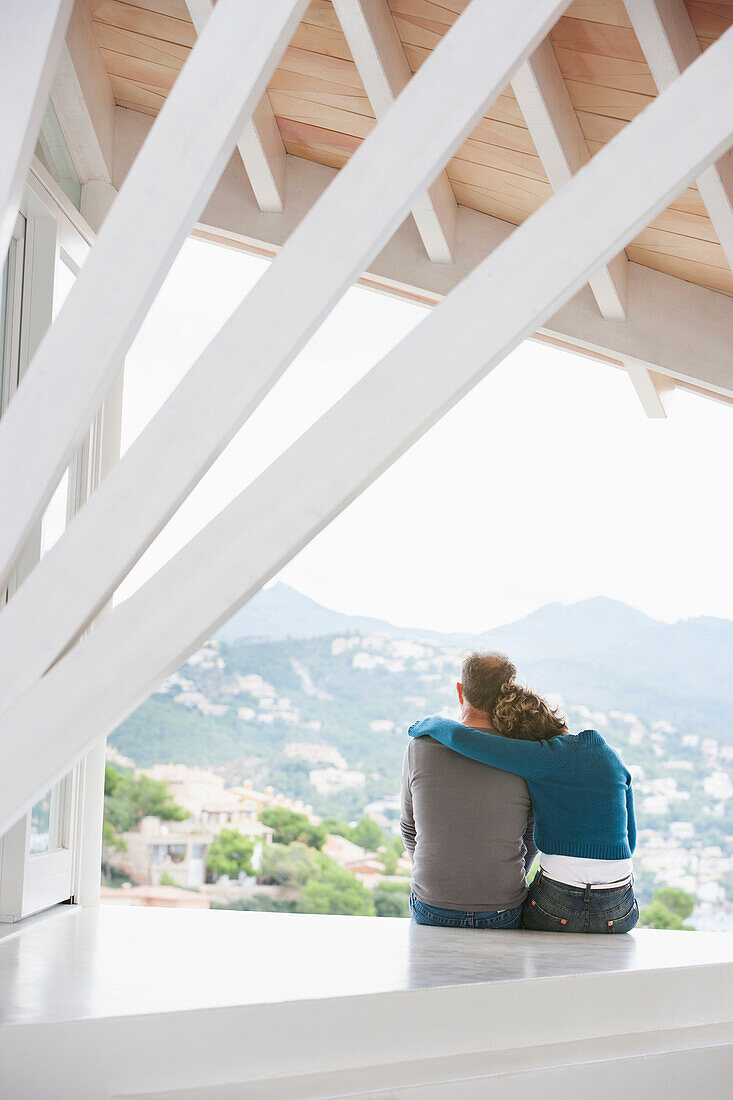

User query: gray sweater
[400,736,537,911]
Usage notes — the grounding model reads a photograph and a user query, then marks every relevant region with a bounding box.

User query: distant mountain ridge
[217,584,733,738]
[217,583,419,644]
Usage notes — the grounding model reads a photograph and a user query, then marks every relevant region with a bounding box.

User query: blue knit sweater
[408,718,636,860]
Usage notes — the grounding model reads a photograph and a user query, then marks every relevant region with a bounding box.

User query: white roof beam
[0,0,573,716]
[185,0,286,213]
[0,0,74,269]
[333,0,457,263]
[625,362,674,417]
[625,0,733,271]
[50,0,116,184]
[512,37,628,320]
[0,0,308,592]
[2,22,733,831]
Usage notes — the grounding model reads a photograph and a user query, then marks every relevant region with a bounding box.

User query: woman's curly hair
[493,679,566,741]
[461,651,566,741]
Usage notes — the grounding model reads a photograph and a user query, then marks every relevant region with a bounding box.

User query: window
[0,170,105,922]
[34,101,82,211]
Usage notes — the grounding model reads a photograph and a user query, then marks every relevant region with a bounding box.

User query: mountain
[212,584,733,740]
[217,582,472,645]
[476,596,656,665]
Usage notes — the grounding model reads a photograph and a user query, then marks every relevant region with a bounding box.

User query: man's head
[457,650,567,741]
[458,651,516,720]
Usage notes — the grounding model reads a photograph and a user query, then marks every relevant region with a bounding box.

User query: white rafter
[0,0,308,592]
[50,0,116,184]
[2,23,733,834]
[625,0,733,272]
[0,0,74,267]
[0,0,573,717]
[185,0,286,213]
[625,362,675,417]
[512,37,628,320]
[332,0,457,263]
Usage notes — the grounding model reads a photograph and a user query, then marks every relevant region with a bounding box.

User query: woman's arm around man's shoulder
[408,716,573,780]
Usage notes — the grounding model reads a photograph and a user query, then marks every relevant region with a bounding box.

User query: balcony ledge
[1,906,731,1098]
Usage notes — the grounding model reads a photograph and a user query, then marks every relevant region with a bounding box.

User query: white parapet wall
[0,907,731,1098]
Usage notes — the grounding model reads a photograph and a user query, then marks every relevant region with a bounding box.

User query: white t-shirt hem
[539,853,633,888]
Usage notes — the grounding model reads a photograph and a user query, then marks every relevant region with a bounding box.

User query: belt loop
[584,884,592,904]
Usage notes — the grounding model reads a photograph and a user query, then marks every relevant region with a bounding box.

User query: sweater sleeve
[625,777,637,854]
[408,717,568,779]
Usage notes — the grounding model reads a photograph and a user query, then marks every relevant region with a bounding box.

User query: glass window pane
[29,794,52,854]
[0,217,25,417]
[29,777,69,856]
[34,101,82,211]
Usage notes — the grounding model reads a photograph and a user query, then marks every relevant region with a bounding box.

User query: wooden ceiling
[88,0,733,297]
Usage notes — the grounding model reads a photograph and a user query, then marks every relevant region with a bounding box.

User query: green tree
[297,854,375,916]
[206,828,255,880]
[373,882,410,918]
[320,818,353,839]
[104,765,188,833]
[259,842,320,888]
[260,808,326,849]
[380,835,406,875]
[102,819,126,852]
[654,887,695,921]
[351,817,385,852]
[639,887,696,930]
[158,871,179,887]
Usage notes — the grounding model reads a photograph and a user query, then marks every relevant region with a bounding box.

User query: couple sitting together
[401,651,638,933]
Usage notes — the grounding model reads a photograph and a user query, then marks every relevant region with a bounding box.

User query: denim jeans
[522,869,638,933]
[410,893,523,929]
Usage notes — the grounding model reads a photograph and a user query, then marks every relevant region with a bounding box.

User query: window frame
[0,162,104,923]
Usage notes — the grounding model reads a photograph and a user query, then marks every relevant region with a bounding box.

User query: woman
[408,654,638,934]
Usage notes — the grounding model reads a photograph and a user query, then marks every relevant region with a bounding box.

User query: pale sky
[118,236,733,635]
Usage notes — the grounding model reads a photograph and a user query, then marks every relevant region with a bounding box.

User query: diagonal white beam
[2,24,733,835]
[333,0,458,263]
[0,0,573,716]
[186,0,286,213]
[625,0,733,271]
[0,0,74,268]
[512,37,628,320]
[625,362,674,417]
[51,0,116,184]
[0,0,307,592]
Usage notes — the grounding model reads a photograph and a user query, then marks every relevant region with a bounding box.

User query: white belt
[540,870,634,890]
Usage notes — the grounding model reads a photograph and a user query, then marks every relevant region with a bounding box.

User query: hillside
[213,585,733,737]
[109,586,733,926]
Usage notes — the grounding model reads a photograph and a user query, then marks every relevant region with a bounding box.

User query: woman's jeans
[522,869,638,933]
[410,893,523,929]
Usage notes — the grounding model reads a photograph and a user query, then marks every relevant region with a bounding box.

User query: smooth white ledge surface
[0,909,731,1100]
[1,906,731,1026]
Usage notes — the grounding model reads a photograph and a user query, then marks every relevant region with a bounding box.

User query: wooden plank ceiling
[88,0,733,297]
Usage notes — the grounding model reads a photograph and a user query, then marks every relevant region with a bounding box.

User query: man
[401,651,536,928]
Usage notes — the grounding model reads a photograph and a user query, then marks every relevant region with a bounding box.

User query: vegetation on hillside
[104,764,188,841]
[639,887,696,930]
[206,828,255,880]
[260,807,326,849]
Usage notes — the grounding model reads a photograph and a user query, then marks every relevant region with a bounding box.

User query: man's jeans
[522,869,638,933]
[410,893,523,929]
